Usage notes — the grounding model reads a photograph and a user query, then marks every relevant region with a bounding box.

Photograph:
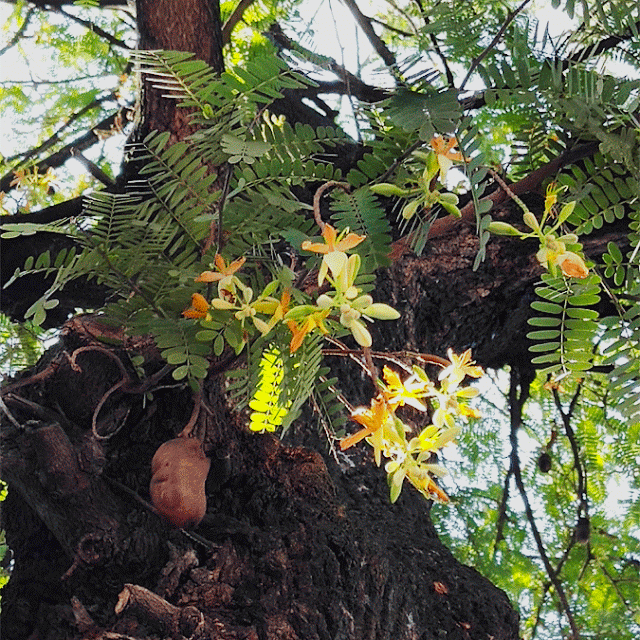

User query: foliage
[2,0,640,637]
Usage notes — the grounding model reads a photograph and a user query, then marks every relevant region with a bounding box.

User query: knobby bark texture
[1,315,519,640]
[0,1,543,638]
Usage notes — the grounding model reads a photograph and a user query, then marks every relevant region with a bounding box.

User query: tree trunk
[1,314,519,640]
[0,2,521,639]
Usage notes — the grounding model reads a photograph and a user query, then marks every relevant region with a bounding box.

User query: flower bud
[402,199,421,220]
[439,192,459,205]
[210,298,236,310]
[316,294,334,309]
[487,221,522,236]
[370,183,408,197]
[523,212,540,231]
[364,303,401,320]
[349,319,372,347]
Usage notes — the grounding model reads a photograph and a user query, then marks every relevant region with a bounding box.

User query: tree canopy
[1,1,640,639]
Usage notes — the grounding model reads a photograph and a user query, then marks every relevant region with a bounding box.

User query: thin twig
[459,0,534,92]
[509,368,581,639]
[0,7,35,58]
[0,396,22,429]
[553,386,588,515]
[55,6,132,50]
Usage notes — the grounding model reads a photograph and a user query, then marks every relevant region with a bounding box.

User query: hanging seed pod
[538,451,552,473]
[575,516,590,544]
[150,437,211,528]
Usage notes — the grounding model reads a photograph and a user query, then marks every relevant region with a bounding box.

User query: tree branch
[267,23,386,103]
[4,92,123,165]
[0,109,127,196]
[221,0,257,45]
[0,6,35,58]
[508,367,581,640]
[340,0,399,74]
[53,6,133,50]
[567,20,640,65]
[553,386,589,515]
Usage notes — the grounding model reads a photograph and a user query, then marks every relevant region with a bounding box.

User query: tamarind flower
[286,309,330,353]
[556,252,589,279]
[341,397,391,466]
[430,135,464,181]
[537,238,589,279]
[301,223,365,255]
[182,293,211,320]
[195,254,246,285]
[381,366,432,411]
[438,349,483,389]
[302,224,366,286]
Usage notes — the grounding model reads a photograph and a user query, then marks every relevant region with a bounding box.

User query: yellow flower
[439,349,483,389]
[182,293,211,319]
[430,135,464,181]
[286,309,330,353]
[537,237,589,279]
[407,467,450,503]
[381,366,431,411]
[342,397,391,466]
[262,289,291,332]
[301,224,365,254]
[195,254,246,282]
[556,252,589,279]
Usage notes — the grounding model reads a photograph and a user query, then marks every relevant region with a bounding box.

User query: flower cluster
[370,135,464,221]
[289,223,400,350]
[182,253,290,353]
[487,183,589,279]
[183,224,399,354]
[340,349,483,503]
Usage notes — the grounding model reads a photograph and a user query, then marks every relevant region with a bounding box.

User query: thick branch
[0,109,127,196]
[567,20,640,64]
[341,0,398,73]
[4,92,123,165]
[268,23,387,103]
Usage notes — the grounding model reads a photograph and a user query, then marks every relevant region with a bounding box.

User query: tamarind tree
[1,1,639,639]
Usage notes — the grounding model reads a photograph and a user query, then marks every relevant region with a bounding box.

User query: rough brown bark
[135,0,224,142]
[1,316,519,640]
[1,2,522,639]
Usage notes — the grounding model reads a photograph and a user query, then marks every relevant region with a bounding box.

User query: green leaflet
[527,273,602,376]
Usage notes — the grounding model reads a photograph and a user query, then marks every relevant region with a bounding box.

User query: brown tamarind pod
[149,437,211,528]
[538,451,552,473]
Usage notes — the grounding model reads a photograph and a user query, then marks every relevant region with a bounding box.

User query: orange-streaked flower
[556,251,589,279]
[381,366,431,411]
[286,309,330,353]
[408,469,450,503]
[182,293,211,319]
[195,254,246,282]
[430,135,464,181]
[341,397,390,462]
[301,224,365,255]
[439,349,483,388]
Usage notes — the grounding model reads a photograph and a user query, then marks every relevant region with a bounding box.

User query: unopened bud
[487,221,523,236]
[370,183,408,197]
[364,303,401,320]
[523,212,540,231]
